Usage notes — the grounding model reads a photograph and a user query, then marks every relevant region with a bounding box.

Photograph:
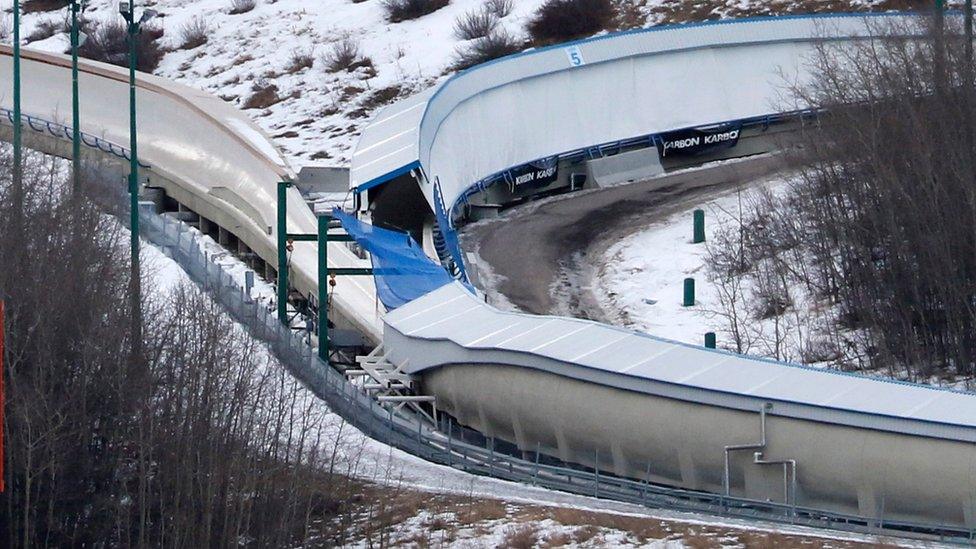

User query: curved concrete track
[370,13,976,532]
[466,155,793,317]
[0,45,383,341]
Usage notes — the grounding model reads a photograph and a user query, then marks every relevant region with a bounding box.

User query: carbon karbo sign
[511,158,559,188]
[657,125,741,157]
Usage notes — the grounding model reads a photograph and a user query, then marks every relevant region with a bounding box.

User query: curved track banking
[365,12,976,533]
[464,154,793,318]
[0,45,383,342]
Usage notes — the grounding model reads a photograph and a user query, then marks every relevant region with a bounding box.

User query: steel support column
[277,181,289,325]
[318,213,329,361]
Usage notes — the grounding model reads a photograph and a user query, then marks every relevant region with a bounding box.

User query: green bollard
[704,332,716,349]
[693,209,705,244]
[683,277,695,307]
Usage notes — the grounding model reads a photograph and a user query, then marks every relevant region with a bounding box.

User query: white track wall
[352,14,923,215]
[358,13,976,528]
[0,46,383,341]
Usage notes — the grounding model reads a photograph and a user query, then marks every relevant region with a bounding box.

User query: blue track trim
[354,160,420,194]
[1,107,150,168]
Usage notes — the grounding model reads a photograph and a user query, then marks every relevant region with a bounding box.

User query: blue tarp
[331,208,465,311]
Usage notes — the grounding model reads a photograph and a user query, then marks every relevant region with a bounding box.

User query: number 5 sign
[566,45,585,67]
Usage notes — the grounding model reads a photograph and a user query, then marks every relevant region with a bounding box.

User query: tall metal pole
[11,1,22,238]
[126,9,142,364]
[317,213,329,361]
[935,0,946,95]
[967,0,974,71]
[277,181,289,325]
[70,0,81,194]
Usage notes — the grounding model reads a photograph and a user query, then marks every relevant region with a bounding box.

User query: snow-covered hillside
[3,0,947,168]
[7,0,546,165]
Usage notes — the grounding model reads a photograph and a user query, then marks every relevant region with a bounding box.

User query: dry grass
[382,0,450,23]
[228,0,257,15]
[178,17,209,50]
[527,0,615,45]
[541,530,573,547]
[360,85,402,110]
[242,82,280,109]
[26,17,66,42]
[454,498,508,523]
[322,38,374,73]
[286,49,314,73]
[452,29,523,70]
[22,0,68,14]
[484,0,514,18]
[498,524,539,549]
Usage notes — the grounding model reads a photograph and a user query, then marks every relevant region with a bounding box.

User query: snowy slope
[6,0,546,166]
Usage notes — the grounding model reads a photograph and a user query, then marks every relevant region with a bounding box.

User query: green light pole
[119,1,156,364]
[967,0,973,71]
[11,0,22,236]
[69,0,85,194]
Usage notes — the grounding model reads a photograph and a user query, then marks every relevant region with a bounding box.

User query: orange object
[0,300,6,493]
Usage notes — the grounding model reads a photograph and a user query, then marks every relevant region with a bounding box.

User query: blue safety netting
[331,208,469,311]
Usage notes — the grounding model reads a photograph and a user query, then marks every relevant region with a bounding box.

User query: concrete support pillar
[611,441,629,478]
[857,485,884,522]
[963,500,976,529]
[678,449,699,489]
[554,426,572,464]
[218,226,230,246]
[199,216,212,236]
[510,412,528,450]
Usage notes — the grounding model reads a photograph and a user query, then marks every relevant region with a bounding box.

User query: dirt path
[464,154,795,317]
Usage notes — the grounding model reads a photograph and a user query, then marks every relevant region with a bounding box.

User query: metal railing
[0,107,149,166]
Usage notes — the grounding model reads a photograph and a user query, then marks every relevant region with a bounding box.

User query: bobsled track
[4,12,976,542]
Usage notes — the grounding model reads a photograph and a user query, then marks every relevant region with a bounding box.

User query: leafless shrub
[77,18,165,72]
[229,0,257,15]
[527,0,615,44]
[484,0,513,18]
[360,84,402,110]
[26,17,67,42]
[454,7,497,40]
[178,16,209,50]
[500,525,539,549]
[286,48,314,73]
[22,0,68,13]
[0,17,10,43]
[453,29,522,70]
[323,38,373,72]
[382,0,450,23]
[243,80,281,109]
